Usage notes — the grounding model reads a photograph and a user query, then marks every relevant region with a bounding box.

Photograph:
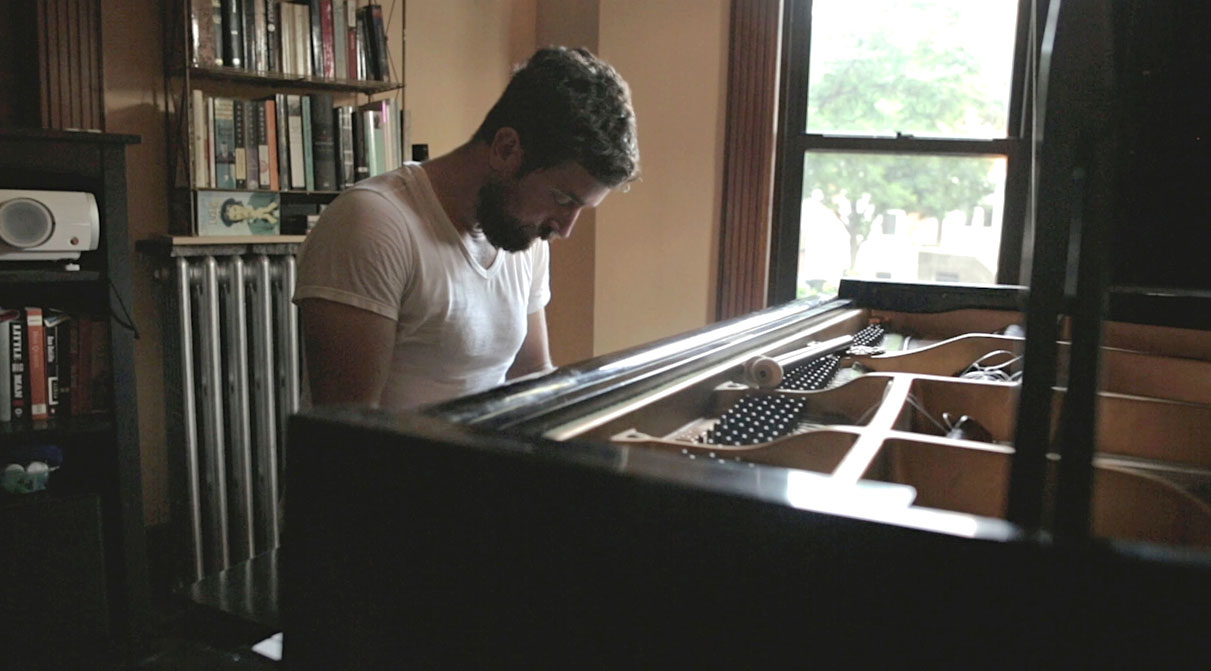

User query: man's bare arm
[508,308,555,380]
[299,298,396,407]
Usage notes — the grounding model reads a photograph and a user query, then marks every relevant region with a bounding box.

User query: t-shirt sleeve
[528,240,552,314]
[292,187,414,320]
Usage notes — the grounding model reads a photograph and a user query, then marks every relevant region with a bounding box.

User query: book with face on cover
[196,190,281,236]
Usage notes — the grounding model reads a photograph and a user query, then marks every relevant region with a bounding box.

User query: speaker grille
[0,198,55,248]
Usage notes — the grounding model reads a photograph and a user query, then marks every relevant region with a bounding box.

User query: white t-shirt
[293,163,551,410]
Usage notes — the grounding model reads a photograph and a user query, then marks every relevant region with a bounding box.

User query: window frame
[767,0,1036,304]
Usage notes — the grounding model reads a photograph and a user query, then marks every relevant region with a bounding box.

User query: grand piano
[280,0,1211,666]
[281,279,1211,667]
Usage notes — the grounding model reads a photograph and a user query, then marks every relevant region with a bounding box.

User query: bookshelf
[0,128,149,664]
[164,0,406,239]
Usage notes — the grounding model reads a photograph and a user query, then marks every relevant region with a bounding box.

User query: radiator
[162,252,300,581]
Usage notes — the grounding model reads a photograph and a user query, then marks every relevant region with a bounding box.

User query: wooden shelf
[0,415,113,443]
[163,234,306,245]
[189,187,342,196]
[138,234,307,259]
[0,127,140,144]
[180,65,402,94]
[0,269,102,284]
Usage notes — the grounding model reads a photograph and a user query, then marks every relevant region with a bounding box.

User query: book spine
[294,3,312,76]
[308,0,324,78]
[9,315,25,422]
[0,315,11,423]
[375,100,393,172]
[255,99,269,187]
[337,105,355,188]
[233,98,247,188]
[302,95,315,191]
[275,93,290,189]
[310,93,337,191]
[286,94,306,189]
[265,0,279,73]
[264,97,280,190]
[56,318,72,418]
[211,0,226,66]
[246,99,261,189]
[373,109,385,176]
[333,0,347,80]
[352,106,368,182]
[192,0,219,67]
[368,4,388,81]
[208,97,218,187]
[346,0,358,79]
[363,108,382,177]
[253,0,268,72]
[213,98,236,189]
[221,0,243,68]
[279,0,295,74]
[355,10,368,80]
[45,313,65,418]
[242,0,258,71]
[319,0,336,78]
[25,308,47,422]
[192,89,211,188]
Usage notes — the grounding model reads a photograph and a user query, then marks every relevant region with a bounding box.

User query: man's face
[476,161,611,252]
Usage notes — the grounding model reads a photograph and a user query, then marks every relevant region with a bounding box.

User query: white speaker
[0,189,99,261]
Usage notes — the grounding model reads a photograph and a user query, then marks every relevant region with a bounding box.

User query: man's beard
[475,179,553,252]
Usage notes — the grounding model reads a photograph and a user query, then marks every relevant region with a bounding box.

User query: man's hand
[299,298,397,407]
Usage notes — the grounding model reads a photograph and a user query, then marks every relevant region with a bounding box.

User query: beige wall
[537,0,599,52]
[536,0,600,365]
[405,0,537,156]
[103,0,171,525]
[595,0,729,355]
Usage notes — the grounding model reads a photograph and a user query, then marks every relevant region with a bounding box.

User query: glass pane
[807,0,1019,138]
[796,151,1006,299]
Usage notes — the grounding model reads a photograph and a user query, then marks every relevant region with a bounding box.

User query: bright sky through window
[807,0,1019,138]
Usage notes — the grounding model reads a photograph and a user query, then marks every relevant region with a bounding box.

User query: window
[769,0,1032,302]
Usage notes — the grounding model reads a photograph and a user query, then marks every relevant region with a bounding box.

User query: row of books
[191,0,392,82]
[190,90,409,192]
[0,308,112,425]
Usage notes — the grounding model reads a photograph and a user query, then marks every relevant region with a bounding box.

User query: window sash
[766,0,1035,305]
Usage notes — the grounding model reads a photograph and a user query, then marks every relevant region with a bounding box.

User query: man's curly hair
[472,46,640,187]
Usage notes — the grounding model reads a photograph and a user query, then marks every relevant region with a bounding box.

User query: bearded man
[294,47,640,410]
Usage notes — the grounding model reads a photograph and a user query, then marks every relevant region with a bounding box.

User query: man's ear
[488,127,524,175]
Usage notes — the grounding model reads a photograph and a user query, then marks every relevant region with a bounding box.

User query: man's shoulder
[327,164,433,223]
[342,164,426,204]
